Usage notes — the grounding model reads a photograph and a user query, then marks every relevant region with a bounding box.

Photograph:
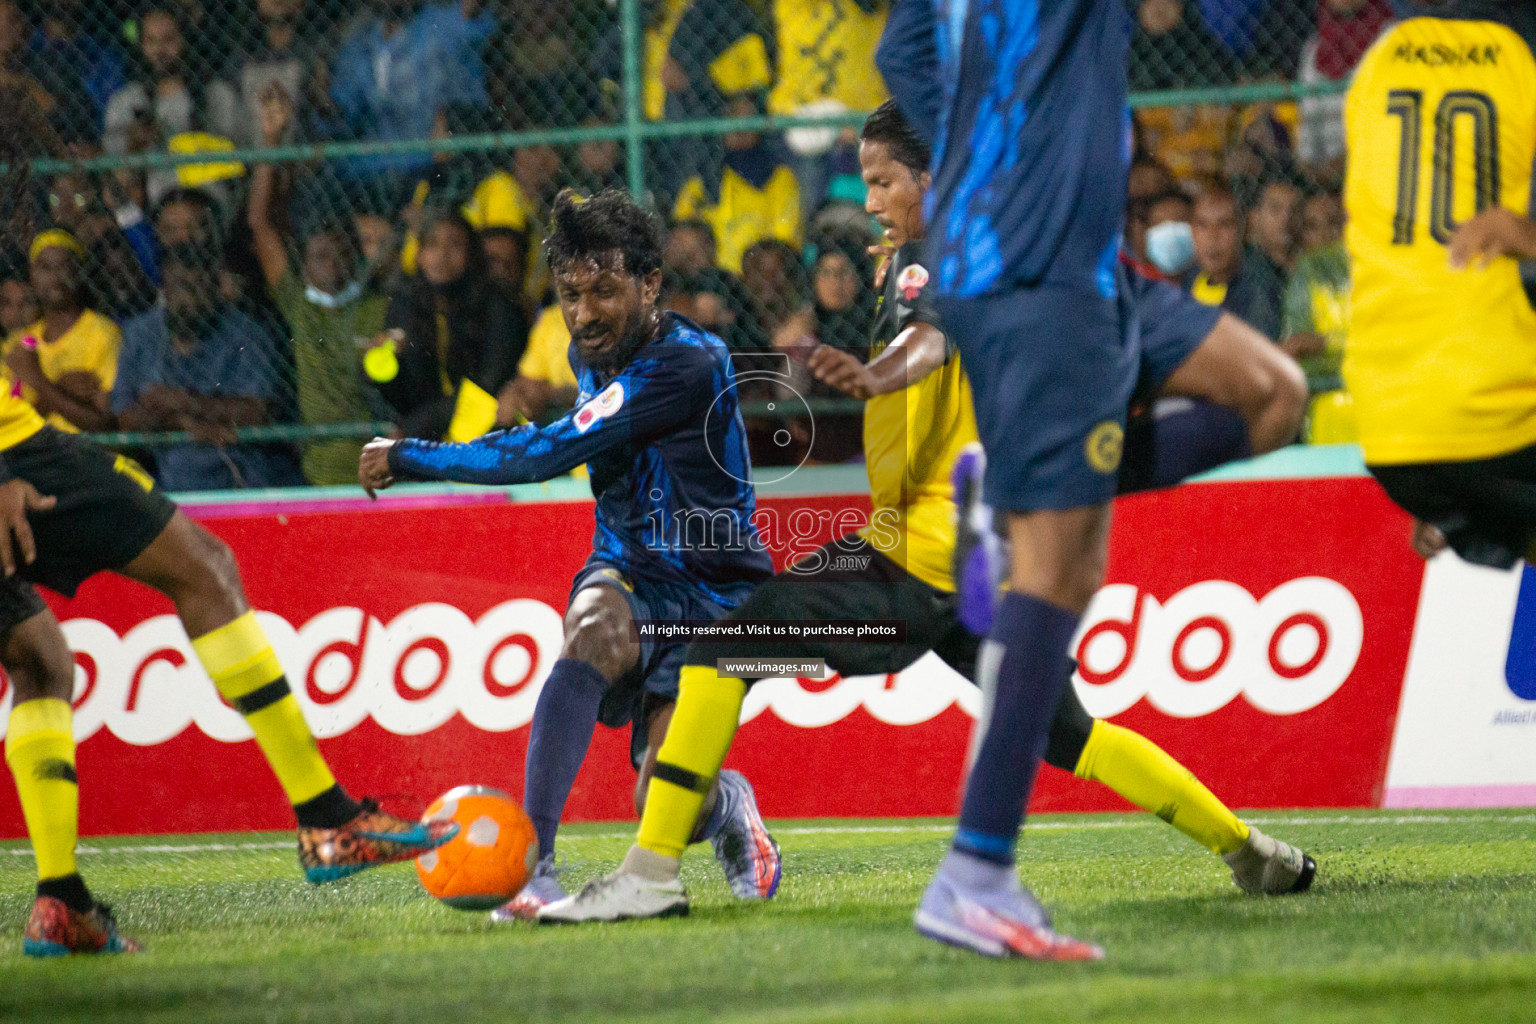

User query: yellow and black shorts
[0,428,176,633]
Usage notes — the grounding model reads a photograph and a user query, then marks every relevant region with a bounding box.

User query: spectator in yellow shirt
[497,303,577,426]
[673,93,802,275]
[2,231,119,433]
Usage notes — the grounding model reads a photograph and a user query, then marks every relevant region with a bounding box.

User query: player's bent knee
[563,616,631,675]
[1241,346,1307,453]
[141,518,248,619]
[562,593,636,681]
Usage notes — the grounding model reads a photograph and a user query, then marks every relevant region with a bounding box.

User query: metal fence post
[619,0,647,203]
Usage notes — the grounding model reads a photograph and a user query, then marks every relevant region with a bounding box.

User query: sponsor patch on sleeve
[897,263,929,301]
[574,381,625,433]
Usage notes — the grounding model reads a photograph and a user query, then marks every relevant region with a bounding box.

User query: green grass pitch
[2,809,1535,1023]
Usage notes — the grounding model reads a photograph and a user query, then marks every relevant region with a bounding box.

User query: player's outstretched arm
[809,322,947,400]
[370,350,706,488]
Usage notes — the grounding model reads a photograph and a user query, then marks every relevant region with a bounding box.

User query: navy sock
[523,658,610,860]
[954,592,1080,866]
[1118,398,1250,495]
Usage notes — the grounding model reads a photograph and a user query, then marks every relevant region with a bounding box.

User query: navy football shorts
[936,281,1140,512]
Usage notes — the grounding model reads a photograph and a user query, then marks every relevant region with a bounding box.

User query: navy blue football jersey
[878,0,1131,300]
[389,314,773,601]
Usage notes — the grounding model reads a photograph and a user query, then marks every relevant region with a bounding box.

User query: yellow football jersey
[767,0,890,114]
[2,311,120,434]
[855,244,978,592]
[0,390,47,453]
[672,164,802,275]
[858,346,976,593]
[1344,14,1536,464]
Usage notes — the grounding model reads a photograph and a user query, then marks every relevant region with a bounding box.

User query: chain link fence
[0,0,1382,488]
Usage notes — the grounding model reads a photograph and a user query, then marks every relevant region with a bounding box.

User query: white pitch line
[4,841,292,857]
[1,813,1531,858]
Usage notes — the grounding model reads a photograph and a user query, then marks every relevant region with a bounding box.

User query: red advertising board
[0,475,1423,838]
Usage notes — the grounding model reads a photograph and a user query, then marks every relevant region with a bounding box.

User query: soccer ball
[415,786,538,910]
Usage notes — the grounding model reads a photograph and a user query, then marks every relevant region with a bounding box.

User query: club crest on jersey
[574,381,624,433]
[897,263,929,301]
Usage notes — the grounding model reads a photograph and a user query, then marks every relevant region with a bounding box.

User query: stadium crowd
[0,0,1403,489]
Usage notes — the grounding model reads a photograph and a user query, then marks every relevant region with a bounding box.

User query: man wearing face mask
[112,243,298,490]
[360,189,783,919]
[1139,191,1197,281]
[249,82,389,485]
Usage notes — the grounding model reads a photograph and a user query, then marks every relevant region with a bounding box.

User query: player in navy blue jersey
[874,0,1307,959]
[359,189,782,919]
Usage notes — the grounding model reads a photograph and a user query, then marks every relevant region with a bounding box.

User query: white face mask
[304,279,365,309]
[1145,220,1196,276]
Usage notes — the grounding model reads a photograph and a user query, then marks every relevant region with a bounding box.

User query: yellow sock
[1074,720,1249,855]
[5,698,79,881]
[192,612,336,806]
[636,665,747,860]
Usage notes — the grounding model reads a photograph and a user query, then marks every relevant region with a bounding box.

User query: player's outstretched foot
[299,798,459,883]
[952,443,1007,636]
[711,770,782,900]
[23,897,141,957]
[537,871,689,924]
[491,853,571,922]
[914,850,1103,961]
[1223,825,1316,895]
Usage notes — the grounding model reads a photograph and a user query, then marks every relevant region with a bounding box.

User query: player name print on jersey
[1389,40,1501,67]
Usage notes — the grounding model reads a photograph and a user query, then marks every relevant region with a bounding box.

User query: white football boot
[537,870,689,924]
[1223,825,1317,895]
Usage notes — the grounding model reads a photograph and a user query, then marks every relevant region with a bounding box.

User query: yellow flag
[446,379,500,442]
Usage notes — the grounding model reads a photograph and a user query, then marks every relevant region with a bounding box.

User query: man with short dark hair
[112,245,298,491]
[1189,181,1285,339]
[1248,177,1301,277]
[479,226,528,296]
[359,188,782,920]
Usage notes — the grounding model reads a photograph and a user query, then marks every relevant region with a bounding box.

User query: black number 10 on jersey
[1385,88,1500,245]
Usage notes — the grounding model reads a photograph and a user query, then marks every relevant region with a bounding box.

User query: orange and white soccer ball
[415,785,538,910]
